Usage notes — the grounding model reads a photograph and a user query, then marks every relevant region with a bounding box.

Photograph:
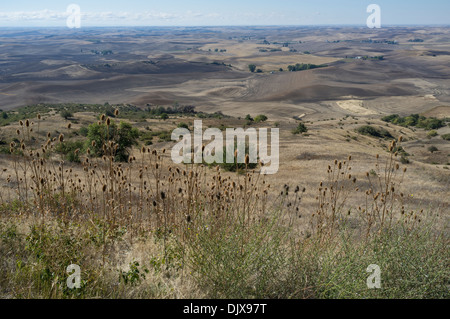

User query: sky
[0,0,449,27]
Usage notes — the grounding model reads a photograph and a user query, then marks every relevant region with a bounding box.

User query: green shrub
[177,122,189,129]
[55,141,84,163]
[382,114,445,130]
[292,123,308,135]
[428,146,438,153]
[254,115,268,123]
[60,110,73,120]
[441,134,450,141]
[86,121,139,162]
[356,126,393,139]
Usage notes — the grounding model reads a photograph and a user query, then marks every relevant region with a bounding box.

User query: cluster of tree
[356,126,393,139]
[90,50,113,56]
[259,48,282,52]
[382,114,446,130]
[362,56,384,60]
[361,39,398,45]
[146,105,196,116]
[287,63,326,72]
[211,61,232,67]
[209,48,227,52]
[245,114,268,125]
[248,64,263,73]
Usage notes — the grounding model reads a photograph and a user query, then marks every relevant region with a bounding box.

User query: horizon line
[1,24,450,28]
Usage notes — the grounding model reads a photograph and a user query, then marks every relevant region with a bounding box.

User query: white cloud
[0,9,183,23]
[0,9,297,26]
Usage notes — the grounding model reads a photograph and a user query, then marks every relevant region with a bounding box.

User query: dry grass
[0,110,448,299]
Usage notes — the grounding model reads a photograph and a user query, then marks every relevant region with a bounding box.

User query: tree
[254,115,268,123]
[245,114,254,126]
[428,146,438,153]
[1,112,7,119]
[248,64,256,73]
[292,123,308,135]
[60,110,73,120]
[115,122,140,162]
[160,113,169,120]
[86,121,139,162]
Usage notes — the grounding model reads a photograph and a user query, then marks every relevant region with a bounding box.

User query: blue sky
[0,0,449,27]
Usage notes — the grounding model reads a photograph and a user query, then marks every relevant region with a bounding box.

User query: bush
[441,134,450,141]
[206,145,258,173]
[356,126,393,139]
[292,123,308,135]
[427,130,438,138]
[382,114,445,130]
[55,141,84,163]
[86,121,139,162]
[428,146,438,153]
[248,64,256,73]
[287,63,326,72]
[254,115,268,123]
[60,110,73,120]
[177,122,189,129]
[79,126,89,137]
